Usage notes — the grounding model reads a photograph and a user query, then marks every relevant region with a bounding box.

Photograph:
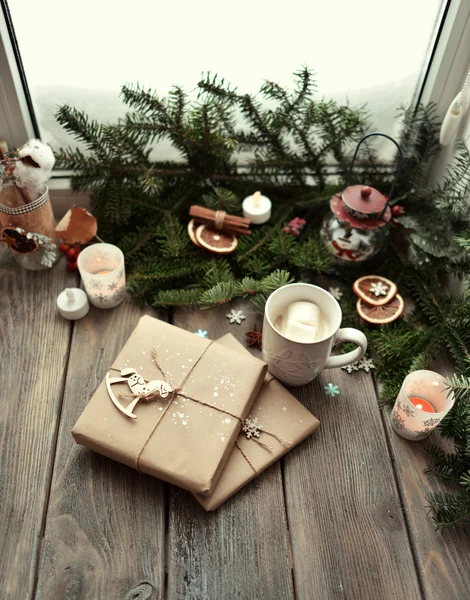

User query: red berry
[391,205,405,218]
[59,243,70,253]
[67,261,78,271]
[67,248,79,261]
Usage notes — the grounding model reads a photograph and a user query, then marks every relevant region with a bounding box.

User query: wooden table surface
[2,249,470,600]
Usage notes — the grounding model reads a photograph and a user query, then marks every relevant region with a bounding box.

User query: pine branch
[199,282,236,309]
[152,288,205,308]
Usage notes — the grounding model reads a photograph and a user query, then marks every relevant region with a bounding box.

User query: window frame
[0,0,468,215]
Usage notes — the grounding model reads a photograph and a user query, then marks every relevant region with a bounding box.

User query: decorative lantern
[321,133,403,262]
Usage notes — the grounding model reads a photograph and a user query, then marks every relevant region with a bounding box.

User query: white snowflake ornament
[242,417,261,439]
[226,309,246,324]
[329,287,343,301]
[357,357,375,372]
[370,281,389,296]
[342,362,359,374]
[342,356,375,373]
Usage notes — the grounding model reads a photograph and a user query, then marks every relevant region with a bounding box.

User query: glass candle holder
[77,243,126,309]
[390,370,455,440]
[0,186,60,270]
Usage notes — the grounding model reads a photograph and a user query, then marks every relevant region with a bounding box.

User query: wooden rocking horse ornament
[105,367,173,419]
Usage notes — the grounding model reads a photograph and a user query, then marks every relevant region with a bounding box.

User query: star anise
[245,327,262,349]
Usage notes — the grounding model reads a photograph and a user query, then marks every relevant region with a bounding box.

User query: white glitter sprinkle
[282,407,287,411]
[225,418,232,424]
[213,392,219,397]
[183,421,187,425]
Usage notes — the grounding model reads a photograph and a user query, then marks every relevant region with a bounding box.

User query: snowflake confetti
[194,329,208,338]
[370,281,389,296]
[329,287,343,301]
[242,417,261,439]
[226,309,246,324]
[324,383,340,397]
[342,356,375,373]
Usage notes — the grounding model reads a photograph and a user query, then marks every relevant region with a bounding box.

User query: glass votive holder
[77,243,126,309]
[390,370,455,441]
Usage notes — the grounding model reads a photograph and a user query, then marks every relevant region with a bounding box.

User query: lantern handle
[344,132,404,213]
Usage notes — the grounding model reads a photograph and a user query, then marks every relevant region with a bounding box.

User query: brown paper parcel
[194,334,320,510]
[72,316,267,495]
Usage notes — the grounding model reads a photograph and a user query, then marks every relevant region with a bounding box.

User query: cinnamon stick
[190,205,252,236]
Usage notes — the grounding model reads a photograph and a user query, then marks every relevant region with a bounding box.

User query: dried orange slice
[357,294,404,325]
[353,275,397,307]
[195,224,238,254]
[187,219,202,248]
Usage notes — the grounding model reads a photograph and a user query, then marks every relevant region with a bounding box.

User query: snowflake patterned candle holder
[77,243,126,309]
[390,370,455,441]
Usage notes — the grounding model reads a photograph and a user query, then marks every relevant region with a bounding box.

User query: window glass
[8,0,444,158]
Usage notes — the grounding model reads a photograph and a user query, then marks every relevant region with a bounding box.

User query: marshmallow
[281,301,322,342]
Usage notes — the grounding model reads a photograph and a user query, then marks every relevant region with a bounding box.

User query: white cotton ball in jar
[13,139,55,201]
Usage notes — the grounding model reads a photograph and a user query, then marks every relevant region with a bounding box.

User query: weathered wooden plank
[0,250,75,600]
[383,407,470,600]
[168,301,295,600]
[285,368,422,599]
[35,302,167,600]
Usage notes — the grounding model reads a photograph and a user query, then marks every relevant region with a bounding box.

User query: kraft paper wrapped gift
[72,316,267,495]
[193,334,320,510]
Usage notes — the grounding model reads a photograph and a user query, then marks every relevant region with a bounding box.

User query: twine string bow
[109,346,292,475]
[236,409,292,474]
[118,344,243,471]
[214,210,226,230]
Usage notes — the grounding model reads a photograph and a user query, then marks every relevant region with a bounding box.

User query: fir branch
[152,288,205,308]
[199,282,236,309]
[202,187,242,214]
[427,491,470,530]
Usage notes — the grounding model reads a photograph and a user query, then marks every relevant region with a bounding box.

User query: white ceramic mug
[262,283,367,385]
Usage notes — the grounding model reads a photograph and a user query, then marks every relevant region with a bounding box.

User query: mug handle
[325,328,368,369]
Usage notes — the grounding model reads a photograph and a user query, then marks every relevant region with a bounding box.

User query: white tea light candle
[242,191,271,224]
[57,288,89,320]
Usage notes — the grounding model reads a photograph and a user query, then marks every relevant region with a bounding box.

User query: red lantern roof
[342,185,388,216]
